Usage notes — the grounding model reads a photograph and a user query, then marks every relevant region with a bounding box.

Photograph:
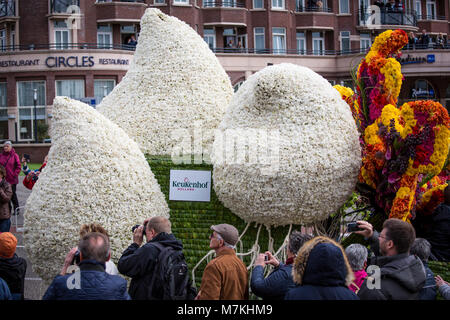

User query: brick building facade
[0,0,448,147]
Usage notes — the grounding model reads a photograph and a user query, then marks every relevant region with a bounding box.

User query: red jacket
[0,148,21,185]
[23,162,46,190]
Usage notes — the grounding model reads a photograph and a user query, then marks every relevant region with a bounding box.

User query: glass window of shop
[339,0,349,13]
[0,83,8,140]
[54,21,70,50]
[203,28,216,50]
[253,0,263,9]
[411,79,435,99]
[272,27,286,54]
[97,25,112,49]
[340,31,350,54]
[56,79,85,100]
[254,27,265,53]
[17,81,46,141]
[94,80,115,104]
[296,32,306,55]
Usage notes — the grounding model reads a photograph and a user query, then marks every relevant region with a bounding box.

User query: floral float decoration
[334,29,450,222]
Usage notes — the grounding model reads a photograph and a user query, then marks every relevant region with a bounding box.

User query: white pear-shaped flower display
[211,64,361,227]
[97,8,233,157]
[24,97,170,283]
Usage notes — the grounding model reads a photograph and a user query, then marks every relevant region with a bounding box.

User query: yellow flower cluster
[420,183,447,205]
[380,58,402,102]
[365,30,393,63]
[399,103,417,138]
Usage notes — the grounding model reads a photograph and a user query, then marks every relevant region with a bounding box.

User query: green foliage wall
[147,155,297,287]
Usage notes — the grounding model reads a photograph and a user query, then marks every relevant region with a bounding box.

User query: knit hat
[0,232,17,258]
[211,224,239,246]
[3,141,11,146]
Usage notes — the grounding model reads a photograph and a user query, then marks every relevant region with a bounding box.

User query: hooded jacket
[0,254,27,299]
[42,260,130,300]
[357,232,426,300]
[0,178,12,220]
[285,237,358,300]
[118,232,184,300]
[0,148,21,185]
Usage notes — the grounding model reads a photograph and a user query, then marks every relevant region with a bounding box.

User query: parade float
[23,7,450,288]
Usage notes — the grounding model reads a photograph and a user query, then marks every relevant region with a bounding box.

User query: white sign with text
[169,170,211,202]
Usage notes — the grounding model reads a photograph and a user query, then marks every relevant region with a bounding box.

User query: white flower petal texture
[211,63,361,227]
[24,96,170,283]
[97,8,233,156]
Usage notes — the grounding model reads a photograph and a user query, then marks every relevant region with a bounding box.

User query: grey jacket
[358,231,426,300]
[438,283,450,300]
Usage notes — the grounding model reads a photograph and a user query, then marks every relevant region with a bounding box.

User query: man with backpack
[118,216,193,300]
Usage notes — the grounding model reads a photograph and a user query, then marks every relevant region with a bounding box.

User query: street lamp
[33,88,37,143]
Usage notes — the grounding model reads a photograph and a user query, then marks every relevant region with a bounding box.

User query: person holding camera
[251,231,312,300]
[117,216,189,300]
[22,154,47,190]
[43,232,130,300]
[352,219,426,300]
[196,224,248,300]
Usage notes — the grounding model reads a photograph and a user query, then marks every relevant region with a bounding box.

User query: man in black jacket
[0,232,26,300]
[118,216,183,300]
[353,218,426,300]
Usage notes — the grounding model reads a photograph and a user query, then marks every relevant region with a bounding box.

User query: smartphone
[24,154,31,162]
[347,222,363,232]
[264,255,269,261]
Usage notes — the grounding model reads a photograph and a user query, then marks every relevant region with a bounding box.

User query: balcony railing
[0,0,15,17]
[0,42,137,51]
[417,14,447,21]
[359,8,417,27]
[96,0,146,3]
[50,0,80,13]
[202,0,245,8]
[296,5,332,13]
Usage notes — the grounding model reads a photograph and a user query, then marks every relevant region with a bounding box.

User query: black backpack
[148,242,196,300]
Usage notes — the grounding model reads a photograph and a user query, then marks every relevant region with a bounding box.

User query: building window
[56,79,85,100]
[97,25,112,49]
[426,1,436,20]
[411,79,435,99]
[0,29,5,52]
[253,0,263,9]
[94,79,115,104]
[271,0,284,10]
[203,28,216,50]
[173,0,188,4]
[446,85,450,112]
[415,0,422,19]
[312,32,324,56]
[341,79,354,91]
[360,33,371,52]
[296,32,306,55]
[54,21,70,50]
[272,27,286,54]
[17,81,46,141]
[254,27,265,53]
[340,31,350,54]
[154,0,165,3]
[339,0,349,13]
[10,25,15,50]
[296,0,305,11]
[0,83,7,140]
[224,28,237,49]
[52,0,79,13]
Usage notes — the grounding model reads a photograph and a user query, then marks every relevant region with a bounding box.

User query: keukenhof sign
[169,170,211,202]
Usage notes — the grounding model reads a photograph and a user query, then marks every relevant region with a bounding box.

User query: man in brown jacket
[196,224,249,300]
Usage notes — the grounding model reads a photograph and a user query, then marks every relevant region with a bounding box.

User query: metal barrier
[13,205,25,233]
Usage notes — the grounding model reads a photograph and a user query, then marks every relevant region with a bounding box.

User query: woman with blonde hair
[285,236,358,300]
[79,223,119,275]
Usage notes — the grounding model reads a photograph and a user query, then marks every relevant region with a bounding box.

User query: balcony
[295,5,332,13]
[202,0,247,27]
[50,0,80,13]
[357,8,418,31]
[96,0,145,3]
[0,0,18,22]
[295,5,334,29]
[202,0,246,8]
[95,0,147,24]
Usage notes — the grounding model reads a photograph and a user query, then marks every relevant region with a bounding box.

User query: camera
[23,154,31,162]
[347,222,363,232]
[71,250,81,265]
[264,255,269,261]
[132,221,148,234]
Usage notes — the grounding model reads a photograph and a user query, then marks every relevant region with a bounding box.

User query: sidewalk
[10,176,48,300]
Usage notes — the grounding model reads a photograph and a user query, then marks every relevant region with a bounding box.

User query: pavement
[10,176,48,300]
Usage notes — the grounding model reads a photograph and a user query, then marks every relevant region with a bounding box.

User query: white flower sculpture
[24,97,170,283]
[211,64,361,227]
[97,8,233,157]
